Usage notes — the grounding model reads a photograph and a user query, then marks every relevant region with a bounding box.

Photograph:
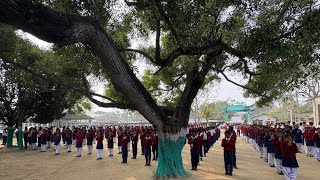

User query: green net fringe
[153,136,191,179]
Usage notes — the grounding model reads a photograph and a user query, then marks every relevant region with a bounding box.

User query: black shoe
[121,162,124,163]
[132,157,135,159]
[67,151,71,152]
[234,166,238,169]
[192,168,195,170]
[145,164,148,166]
[229,173,232,176]
[225,172,229,175]
[200,158,203,161]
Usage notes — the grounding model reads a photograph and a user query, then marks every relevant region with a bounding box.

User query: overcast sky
[18,31,255,113]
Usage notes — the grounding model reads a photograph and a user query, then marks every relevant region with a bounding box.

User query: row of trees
[0,0,320,178]
[0,24,94,147]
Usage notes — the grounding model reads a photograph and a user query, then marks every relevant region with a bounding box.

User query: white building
[251,114,277,125]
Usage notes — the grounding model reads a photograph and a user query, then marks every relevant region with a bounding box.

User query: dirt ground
[0,135,319,180]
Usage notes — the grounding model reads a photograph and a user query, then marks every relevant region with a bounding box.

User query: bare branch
[155,19,161,64]
[120,48,159,65]
[216,68,268,98]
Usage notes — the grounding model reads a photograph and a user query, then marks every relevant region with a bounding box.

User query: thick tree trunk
[6,127,14,147]
[154,129,190,179]
[17,121,23,150]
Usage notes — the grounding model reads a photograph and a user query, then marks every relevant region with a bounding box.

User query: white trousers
[88,145,93,154]
[32,143,37,150]
[77,147,82,156]
[41,144,47,151]
[274,158,283,172]
[118,146,122,153]
[72,139,76,145]
[67,144,72,151]
[109,148,113,155]
[127,143,130,151]
[83,138,87,146]
[306,146,313,156]
[97,149,103,158]
[315,147,320,160]
[283,167,298,180]
[267,153,275,165]
[259,146,263,157]
[263,147,268,160]
[295,143,302,152]
[47,141,51,148]
[55,144,61,154]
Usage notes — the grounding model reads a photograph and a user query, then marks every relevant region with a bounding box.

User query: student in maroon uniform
[31,127,38,150]
[305,128,315,157]
[229,127,238,169]
[40,129,48,152]
[47,127,52,149]
[65,128,72,152]
[96,130,104,160]
[140,129,146,155]
[121,131,129,163]
[313,128,320,161]
[198,130,204,161]
[273,131,284,175]
[221,131,235,176]
[152,131,158,161]
[76,129,83,157]
[144,131,152,166]
[132,130,138,159]
[54,128,61,155]
[23,127,29,149]
[188,130,200,171]
[87,129,94,155]
[107,131,114,157]
[281,135,299,180]
[117,130,123,154]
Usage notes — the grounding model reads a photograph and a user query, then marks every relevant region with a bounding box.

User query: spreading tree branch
[120,48,159,65]
[214,67,268,98]
[174,45,223,127]
[0,0,169,129]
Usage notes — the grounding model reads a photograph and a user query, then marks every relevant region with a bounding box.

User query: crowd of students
[2,124,225,170]
[187,126,221,171]
[239,122,320,180]
[9,126,159,165]
[7,122,318,179]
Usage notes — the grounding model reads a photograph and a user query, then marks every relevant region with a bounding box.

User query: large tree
[1,0,320,178]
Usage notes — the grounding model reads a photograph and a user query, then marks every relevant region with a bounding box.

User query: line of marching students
[187,126,221,171]
[21,125,159,165]
[240,122,320,180]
